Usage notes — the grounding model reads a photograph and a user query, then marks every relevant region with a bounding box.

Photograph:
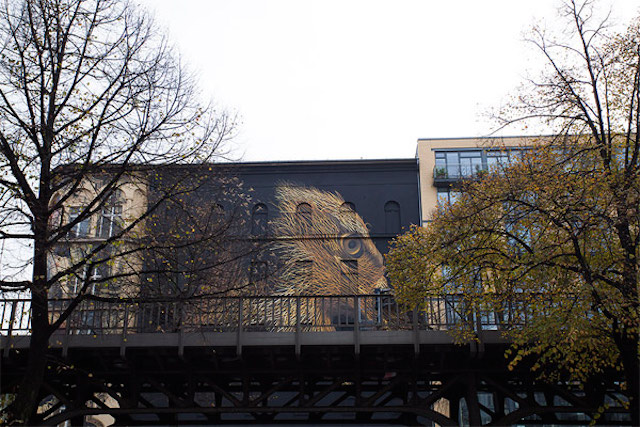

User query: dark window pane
[250,261,268,283]
[251,203,268,235]
[68,207,90,238]
[446,152,459,177]
[98,205,123,238]
[340,202,355,212]
[435,156,447,178]
[459,150,481,158]
[384,201,401,234]
[296,203,312,222]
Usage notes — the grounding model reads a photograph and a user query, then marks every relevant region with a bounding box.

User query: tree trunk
[8,236,51,425]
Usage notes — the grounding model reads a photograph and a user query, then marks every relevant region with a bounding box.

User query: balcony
[433,163,487,183]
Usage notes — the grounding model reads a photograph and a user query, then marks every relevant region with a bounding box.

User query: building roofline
[416,134,558,142]
[55,158,418,174]
[216,158,417,167]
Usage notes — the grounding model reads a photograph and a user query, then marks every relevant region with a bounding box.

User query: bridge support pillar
[466,373,482,426]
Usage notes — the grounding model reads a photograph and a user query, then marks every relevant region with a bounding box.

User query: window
[503,202,533,256]
[444,294,464,325]
[437,189,449,206]
[72,261,110,295]
[341,234,364,258]
[437,188,461,206]
[384,201,401,234]
[340,201,355,212]
[250,260,268,283]
[339,202,356,224]
[435,151,482,178]
[251,203,268,235]
[435,149,523,180]
[98,205,123,238]
[68,207,90,238]
[435,152,463,178]
[510,148,525,160]
[296,203,312,223]
[98,190,124,238]
[434,153,447,178]
[458,151,482,177]
[486,150,510,170]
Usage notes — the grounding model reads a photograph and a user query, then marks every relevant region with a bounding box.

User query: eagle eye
[341,234,363,257]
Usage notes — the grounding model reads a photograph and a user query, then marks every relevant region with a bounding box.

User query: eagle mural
[244,184,388,330]
[271,184,387,296]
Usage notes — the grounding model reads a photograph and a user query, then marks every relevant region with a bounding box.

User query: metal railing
[0,294,529,338]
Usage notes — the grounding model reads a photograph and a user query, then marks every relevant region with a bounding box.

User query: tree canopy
[387,1,639,423]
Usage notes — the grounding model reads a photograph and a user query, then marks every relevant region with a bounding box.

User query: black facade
[228,158,420,254]
[144,158,420,298]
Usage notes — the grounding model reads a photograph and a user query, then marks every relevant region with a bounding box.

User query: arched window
[296,202,312,223]
[210,203,225,225]
[340,201,355,212]
[98,190,124,238]
[384,201,401,234]
[339,201,356,225]
[251,203,268,235]
[68,206,91,238]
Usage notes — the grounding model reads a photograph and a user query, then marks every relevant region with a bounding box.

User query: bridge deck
[0,295,630,425]
[3,329,507,351]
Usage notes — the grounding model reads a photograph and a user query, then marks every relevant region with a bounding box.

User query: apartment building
[416,136,538,225]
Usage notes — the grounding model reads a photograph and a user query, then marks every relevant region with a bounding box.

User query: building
[55,138,554,302]
[53,158,421,302]
[416,136,538,225]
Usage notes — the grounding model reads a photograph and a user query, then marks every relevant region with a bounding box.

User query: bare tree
[0,0,243,423]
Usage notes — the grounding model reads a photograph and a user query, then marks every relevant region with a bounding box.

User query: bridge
[1,295,631,426]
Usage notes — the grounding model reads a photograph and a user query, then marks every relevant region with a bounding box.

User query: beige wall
[416,136,543,225]
[50,173,148,297]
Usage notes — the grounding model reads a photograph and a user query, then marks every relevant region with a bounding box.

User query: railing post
[354,296,360,357]
[120,303,129,358]
[178,300,185,358]
[236,297,243,357]
[63,300,72,358]
[412,304,420,355]
[295,297,301,358]
[474,304,485,354]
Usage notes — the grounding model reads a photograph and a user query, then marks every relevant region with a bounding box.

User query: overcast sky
[136,0,638,161]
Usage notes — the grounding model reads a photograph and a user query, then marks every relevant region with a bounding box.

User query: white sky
[1,1,638,284]
[137,0,639,162]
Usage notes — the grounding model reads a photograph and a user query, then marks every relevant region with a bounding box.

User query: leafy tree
[0,0,244,423]
[387,1,639,424]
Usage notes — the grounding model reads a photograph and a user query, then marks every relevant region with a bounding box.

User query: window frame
[68,207,91,239]
[97,204,123,239]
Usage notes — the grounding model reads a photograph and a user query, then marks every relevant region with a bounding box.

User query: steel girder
[1,344,630,425]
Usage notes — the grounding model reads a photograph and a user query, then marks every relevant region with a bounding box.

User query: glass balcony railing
[433,163,487,181]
